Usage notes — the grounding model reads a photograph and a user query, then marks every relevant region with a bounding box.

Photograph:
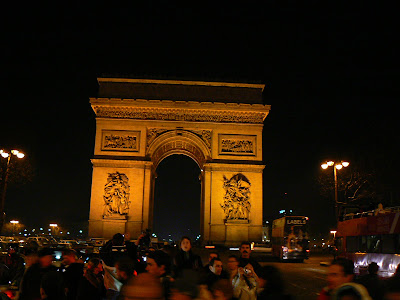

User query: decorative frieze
[93,106,266,124]
[219,134,256,156]
[102,130,140,152]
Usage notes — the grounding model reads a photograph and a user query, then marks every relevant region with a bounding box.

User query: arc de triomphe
[88,78,270,245]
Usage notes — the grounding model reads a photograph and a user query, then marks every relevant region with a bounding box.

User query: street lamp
[0,149,25,234]
[321,161,350,222]
[10,220,19,236]
[50,223,58,236]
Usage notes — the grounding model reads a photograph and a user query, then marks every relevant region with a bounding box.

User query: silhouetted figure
[356,262,384,300]
[76,258,106,300]
[257,265,292,300]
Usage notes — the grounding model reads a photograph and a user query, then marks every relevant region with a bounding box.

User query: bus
[336,206,400,278]
[271,215,309,261]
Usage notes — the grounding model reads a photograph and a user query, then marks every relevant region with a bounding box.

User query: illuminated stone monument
[89,78,270,245]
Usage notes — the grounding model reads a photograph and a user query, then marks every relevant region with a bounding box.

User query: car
[57,240,78,249]
[26,236,51,247]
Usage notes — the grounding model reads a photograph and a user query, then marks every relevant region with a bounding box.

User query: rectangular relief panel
[218,134,256,156]
[101,130,141,152]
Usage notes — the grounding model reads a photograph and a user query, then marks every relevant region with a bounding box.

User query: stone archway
[88,78,270,245]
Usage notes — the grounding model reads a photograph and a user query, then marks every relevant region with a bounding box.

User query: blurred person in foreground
[19,248,57,300]
[212,279,233,300]
[146,250,173,300]
[384,264,400,300]
[318,258,364,300]
[257,265,292,300]
[119,272,163,300]
[172,236,203,278]
[60,249,84,300]
[40,271,66,300]
[331,283,371,300]
[76,257,106,300]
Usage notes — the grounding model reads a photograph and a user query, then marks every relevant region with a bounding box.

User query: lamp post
[50,223,58,236]
[0,149,25,234]
[321,161,349,222]
[10,220,19,236]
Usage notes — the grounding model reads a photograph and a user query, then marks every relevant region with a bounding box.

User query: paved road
[256,254,331,300]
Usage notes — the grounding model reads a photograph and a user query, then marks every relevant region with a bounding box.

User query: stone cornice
[90,98,270,124]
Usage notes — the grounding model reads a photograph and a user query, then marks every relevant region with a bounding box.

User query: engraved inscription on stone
[219,134,256,155]
[221,173,251,220]
[102,130,140,151]
[103,172,131,218]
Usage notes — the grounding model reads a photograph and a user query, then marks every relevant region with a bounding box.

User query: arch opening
[152,154,201,242]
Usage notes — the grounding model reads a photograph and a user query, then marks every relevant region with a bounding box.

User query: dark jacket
[238,257,262,275]
[63,262,84,300]
[173,250,203,278]
[76,271,106,300]
[19,263,57,300]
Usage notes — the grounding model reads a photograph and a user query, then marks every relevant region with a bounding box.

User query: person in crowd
[384,264,400,300]
[202,251,219,273]
[60,249,84,300]
[232,262,258,300]
[257,265,292,300]
[212,279,233,300]
[317,258,358,300]
[205,258,227,290]
[172,236,203,278]
[226,255,240,282]
[101,233,132,300]
[40,271,66,300]
[238,242,262,275]
[356,262,384,300]
[115,256,136,285]
[146,250,173,300]
[119,272,163,300]
[19,248,57,300]
[331,283,372,300]
[5,246,25,287]
[76,257,106,300]
[170,269,203,300]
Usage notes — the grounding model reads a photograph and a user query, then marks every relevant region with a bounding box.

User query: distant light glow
[327,161,334,166]
[10,220,19,224]
[342,161,349,167]
[321,164,328,169]
[335,164,343,170]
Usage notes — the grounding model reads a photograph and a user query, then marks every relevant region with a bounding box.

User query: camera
[244,268,252,274]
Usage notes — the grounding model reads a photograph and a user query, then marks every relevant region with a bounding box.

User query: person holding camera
[232,263,259,300]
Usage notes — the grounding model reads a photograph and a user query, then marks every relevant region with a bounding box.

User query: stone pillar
[202,162,264,246]
[88,159,153,240]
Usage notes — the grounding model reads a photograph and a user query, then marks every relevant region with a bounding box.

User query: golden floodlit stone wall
[88,78,270,245]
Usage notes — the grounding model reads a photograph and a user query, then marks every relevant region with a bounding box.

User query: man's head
[227,255,239,271]
[112,233,125,246]
[146,250,171,277]
[239,242,251,259]
[38,248,54,268]
[368,262,379,275]
[62,249,77,265]
[208,251,219,262]
[209,257,223,276]
[116,257,136,282]
[180,236,192,252]
[327,258,354,290]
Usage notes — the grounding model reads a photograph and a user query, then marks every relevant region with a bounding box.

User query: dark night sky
[1,2,398,239]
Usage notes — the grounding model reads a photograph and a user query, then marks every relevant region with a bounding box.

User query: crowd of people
[1,233,400,300]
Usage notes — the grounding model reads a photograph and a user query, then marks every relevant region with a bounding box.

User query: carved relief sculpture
[102,130,140,151]
[103,172,131,218]
[221,173,251,220]
[219,134,256,156]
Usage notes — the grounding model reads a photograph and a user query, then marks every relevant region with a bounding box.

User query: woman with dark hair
[172,236,203,278]
[76,258,106,300]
